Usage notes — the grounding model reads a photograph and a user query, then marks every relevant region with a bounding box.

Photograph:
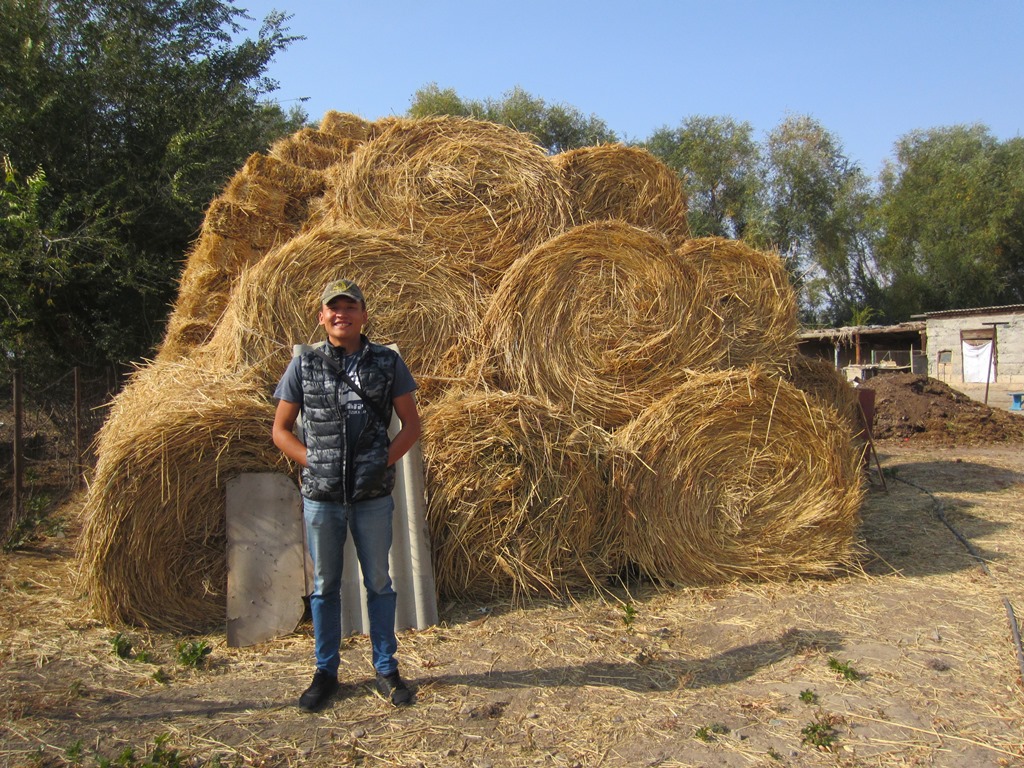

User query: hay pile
[608,368,863,584]
[82,113,864,629]
[421,390,612,601]
[80,361,286,629]
[554,143,691,246]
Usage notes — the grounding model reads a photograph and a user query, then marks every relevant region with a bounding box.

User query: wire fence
[1,364,122,540]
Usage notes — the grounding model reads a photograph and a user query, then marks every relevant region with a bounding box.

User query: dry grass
[553,142,691,245]
[785,352,867,446]
[4,444,1024,767]
[317,110,374,142]
[160,154,328,361]
[608,366,865,585]
[421,388,614,602]
[268,126,360,170]
[330,116,574,282]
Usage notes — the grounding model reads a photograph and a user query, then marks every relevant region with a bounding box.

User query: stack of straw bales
[81,113,864,630]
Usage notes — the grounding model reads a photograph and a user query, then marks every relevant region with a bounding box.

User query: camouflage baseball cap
[321,278,365,305]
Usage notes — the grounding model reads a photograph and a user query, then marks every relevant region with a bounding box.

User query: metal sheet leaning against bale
[607,366,864,586]
[421,388,616,603]
[475,220,721,430]
[79,359,286,630]
[553,143,691,247]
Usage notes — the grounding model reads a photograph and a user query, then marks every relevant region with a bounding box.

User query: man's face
[318,296,367,348]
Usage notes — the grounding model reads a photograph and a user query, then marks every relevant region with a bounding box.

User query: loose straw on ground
[608,366,864,585]
[553,143,690,246]
[421,389,613,602]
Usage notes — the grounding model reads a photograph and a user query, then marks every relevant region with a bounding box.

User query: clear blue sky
[236,1,1023,178]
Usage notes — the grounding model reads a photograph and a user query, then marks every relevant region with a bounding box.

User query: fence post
[74,366,84,488]
[12,368,24,532]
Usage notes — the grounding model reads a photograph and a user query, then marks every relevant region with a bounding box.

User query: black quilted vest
[299,339,398,502]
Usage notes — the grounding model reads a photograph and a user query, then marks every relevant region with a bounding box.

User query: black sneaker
[375,670,412,706]
[298,670,339,712]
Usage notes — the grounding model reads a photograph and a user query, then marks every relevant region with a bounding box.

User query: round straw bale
[334,116,573,281]
[80,360,286,630]
[553,143,690,245]
[200,224,487,396]
[676,237,799,370]
[608,366,864,585]
[477,220,721,429]
[421,389,614,602]
[269,126,358,170]
[318,110,373,142]
[784,354,867,451]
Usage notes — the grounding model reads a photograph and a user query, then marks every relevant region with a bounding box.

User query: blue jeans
[303,495,398,676]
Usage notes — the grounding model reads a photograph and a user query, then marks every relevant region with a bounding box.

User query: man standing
[272,278,421,711]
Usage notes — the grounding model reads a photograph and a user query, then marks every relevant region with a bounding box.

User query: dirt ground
[3,379,1024,767]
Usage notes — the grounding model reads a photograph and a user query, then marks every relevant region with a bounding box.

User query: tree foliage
[874,125,1024,317]
[756,115,882,324]
[0,0,304,373]
[645,116,761,240]
[408,84,617,153]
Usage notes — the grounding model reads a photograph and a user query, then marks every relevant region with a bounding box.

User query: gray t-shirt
[273,345,417,454]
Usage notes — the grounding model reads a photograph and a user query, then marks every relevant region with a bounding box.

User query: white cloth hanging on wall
[962,339,994,383]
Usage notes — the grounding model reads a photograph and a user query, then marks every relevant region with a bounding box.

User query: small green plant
[152,667,170,684]
[175,639,212,668]
[134,649,154,664]
[110,633,133,659]
[694,722,729,742]
[149,734,185,767]
[827,656,863,681]
[767,746,784,761]
[801,712,841,749]
[622,602,637,630]
[799,688,819,704]
[65,739,84,765]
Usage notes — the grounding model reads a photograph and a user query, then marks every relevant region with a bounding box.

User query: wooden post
[12,368,24,531]
[74,366,84,488]
[981,322,1008,406]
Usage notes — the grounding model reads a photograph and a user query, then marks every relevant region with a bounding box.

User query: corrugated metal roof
[912,304,1024,319]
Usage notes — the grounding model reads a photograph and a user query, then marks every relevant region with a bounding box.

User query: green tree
[874,125,1024,318]
[408,84,616,153]
[0,0,304,372]
[755,115,879,323]
[645,116,761,239]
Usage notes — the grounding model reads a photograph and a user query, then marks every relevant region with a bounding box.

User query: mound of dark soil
[869,373,1024,444]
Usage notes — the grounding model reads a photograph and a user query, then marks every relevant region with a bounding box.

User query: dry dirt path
[2,442,1023,767]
